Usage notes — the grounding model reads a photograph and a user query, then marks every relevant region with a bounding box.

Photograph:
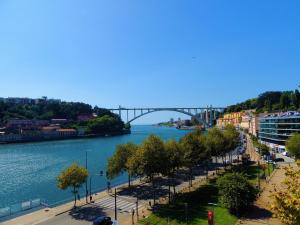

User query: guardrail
[0,198,48,220]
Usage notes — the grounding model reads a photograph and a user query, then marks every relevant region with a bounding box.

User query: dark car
[93,216,113,225]
[232,158,240,163]
[275,158,285,162]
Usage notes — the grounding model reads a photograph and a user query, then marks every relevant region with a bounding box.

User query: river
[0,125,190,208]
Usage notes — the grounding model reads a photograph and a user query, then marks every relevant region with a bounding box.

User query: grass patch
[140,179,237,225]
[141,205,236,225]
[140,163,274,225]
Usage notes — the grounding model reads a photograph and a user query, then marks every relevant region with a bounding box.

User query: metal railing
[0,198,48,220]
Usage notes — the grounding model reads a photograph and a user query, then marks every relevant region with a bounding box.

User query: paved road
[275,153,295,164]
[94,195,142,213]
[38,196,140,225]
[37,145,242,225]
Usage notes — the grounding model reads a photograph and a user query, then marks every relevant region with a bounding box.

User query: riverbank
[155,124,201,130]
[1,178,143,225]
[0,129,131,144]
[0,126,190,211]
[1,163,221,225]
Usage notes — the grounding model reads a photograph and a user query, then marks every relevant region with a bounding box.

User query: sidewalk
[2,187,110,225]
[237,165,287,225]
[2,168,218,225]
[246,134,260,162]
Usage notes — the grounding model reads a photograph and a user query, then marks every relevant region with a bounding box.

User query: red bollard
[208,210,214,225]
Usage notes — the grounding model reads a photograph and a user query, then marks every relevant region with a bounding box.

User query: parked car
[232,158,240,163]
[93,216,113,225]
[275,158,285,162]
[282,151,289,156]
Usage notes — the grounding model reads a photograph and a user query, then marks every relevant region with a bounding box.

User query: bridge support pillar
[209,105,213,127]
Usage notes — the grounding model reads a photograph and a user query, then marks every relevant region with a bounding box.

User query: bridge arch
[126,108,209,127]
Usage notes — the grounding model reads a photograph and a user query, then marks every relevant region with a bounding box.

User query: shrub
[217,172,257,215]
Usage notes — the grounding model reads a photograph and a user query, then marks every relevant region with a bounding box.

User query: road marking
[95,197,143,213]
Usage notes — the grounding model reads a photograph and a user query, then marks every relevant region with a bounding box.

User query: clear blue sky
[0,0,299,124]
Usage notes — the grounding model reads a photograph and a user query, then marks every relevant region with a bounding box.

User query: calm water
[0,125,190,207]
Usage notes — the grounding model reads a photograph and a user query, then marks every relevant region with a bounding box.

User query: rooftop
[262,111,300,119]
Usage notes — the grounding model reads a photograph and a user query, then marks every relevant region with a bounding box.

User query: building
[240,115,251,130]
[41,126,61,136]
[6,119,50,132]
[259,111,300,150]
[249,116,259,137]
[57,129,77,137]
[51,119,68,125]
[77,113,95,122]
[217,112,245,128]
[0,97,61,105]
[5,97,35,104]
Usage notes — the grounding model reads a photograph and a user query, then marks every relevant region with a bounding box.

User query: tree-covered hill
[225,89,300,113]
[0,100,121,126]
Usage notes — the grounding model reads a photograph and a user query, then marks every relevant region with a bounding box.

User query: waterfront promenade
[2,166,221,225]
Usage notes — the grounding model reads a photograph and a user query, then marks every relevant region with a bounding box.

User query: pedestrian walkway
[93,196,143,213]
[237,166,286,225]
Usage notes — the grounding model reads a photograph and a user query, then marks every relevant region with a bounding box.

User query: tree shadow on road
[242,205,273,220]
[68,205,108,222]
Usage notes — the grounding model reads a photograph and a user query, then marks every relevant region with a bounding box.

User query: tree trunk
[172,170,176,195]
[190,168,193,187]
[215,156,218,174]
[128,174,131,188]
[168,173,171,204]
[73,187,77,207]
[152,175,156,205]
[206,162,209,179]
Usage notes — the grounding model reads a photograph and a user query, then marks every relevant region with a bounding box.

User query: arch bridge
[108,106,225,128]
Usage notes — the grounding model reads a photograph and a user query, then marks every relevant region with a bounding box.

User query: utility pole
[114,188,117,221]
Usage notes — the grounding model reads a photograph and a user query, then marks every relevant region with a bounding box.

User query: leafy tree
[264,99,272,112]
[139,135,168,204]
[206,127,226,164]
[257,91,282,110]
[294,89,300,109]
[127,147,144,178]
[286,134,300,159]
[217,172,257,215]
[165,139,184,174]
[57,163,88,207]
[86,115,124,134]
[280,92,292,110]
[223,124,240,162]
[258,143,270,156]
[224,90,300,113]
[140,135,168,179]
[271,166,300,225]
[180,131,208,186]
[107,142,138,187]
[165,139,184,194]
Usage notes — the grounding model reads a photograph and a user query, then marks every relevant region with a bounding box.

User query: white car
[282,151,289,157]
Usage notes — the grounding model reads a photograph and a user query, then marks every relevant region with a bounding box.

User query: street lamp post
[136,197,139,220]
[114,188,117,221]
[89,170,104,202]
